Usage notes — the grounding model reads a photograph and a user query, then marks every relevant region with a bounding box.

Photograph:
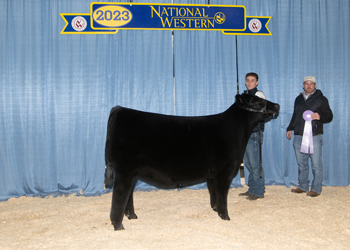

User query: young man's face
[245,76,259,90]
[303,81,317,95]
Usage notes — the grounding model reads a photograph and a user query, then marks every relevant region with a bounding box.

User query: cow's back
[106,106,241,186]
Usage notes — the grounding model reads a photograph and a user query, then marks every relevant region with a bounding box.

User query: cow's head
[236,94,280,117]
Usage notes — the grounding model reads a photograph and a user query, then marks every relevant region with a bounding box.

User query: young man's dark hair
[245,72,259,81]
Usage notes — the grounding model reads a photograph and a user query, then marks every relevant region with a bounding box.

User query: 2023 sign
[93,5,132,27]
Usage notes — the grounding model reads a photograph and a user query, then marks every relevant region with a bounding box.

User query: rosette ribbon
[300,110,314,154]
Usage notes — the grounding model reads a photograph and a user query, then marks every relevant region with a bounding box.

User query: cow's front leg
[110,177,134,230]
[207,178,217,212]
[214,174,233,221]
[217,194,230,221]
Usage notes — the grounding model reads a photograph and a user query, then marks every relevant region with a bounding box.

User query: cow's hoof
[112,223,125,231]
[126,213,138,220]
[211,205,217,212]
[219,213,230,221]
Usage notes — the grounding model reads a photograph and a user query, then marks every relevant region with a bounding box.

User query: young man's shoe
[246,193,264,200]
[239,191,250,196]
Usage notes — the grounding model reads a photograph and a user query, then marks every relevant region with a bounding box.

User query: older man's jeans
[243,131,265,197]
[293,134,324,194]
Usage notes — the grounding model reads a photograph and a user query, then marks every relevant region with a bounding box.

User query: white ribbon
[300,110,314,154]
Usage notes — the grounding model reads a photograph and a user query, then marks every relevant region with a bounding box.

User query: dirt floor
[1,184,350,250]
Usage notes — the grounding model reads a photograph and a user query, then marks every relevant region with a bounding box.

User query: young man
[286,76,333,197]
[239,72,266,200]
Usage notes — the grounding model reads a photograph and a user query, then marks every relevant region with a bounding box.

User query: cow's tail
[104,107,119,189]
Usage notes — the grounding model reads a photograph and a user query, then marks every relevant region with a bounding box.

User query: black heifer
[105,94,279,230]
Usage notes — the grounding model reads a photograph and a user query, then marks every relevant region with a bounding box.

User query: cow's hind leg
[104,164,114,189]
[110,176,135,230]
[207,178,217,212]
[124,181,138,220]
[104,138,114,189]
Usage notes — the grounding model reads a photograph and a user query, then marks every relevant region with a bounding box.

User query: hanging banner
[60,2,271,35]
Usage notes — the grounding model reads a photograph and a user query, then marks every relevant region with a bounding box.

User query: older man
[286,76,333,197]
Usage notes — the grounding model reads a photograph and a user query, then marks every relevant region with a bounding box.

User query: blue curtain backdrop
[0,0,349,201]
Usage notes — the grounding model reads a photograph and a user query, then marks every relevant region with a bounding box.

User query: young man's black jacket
[287,89,333,136]
[244,87,265,133]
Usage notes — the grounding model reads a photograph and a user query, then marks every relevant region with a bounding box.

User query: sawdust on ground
[1,185,350,250]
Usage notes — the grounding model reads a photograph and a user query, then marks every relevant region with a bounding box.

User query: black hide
[105,94,280,230]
